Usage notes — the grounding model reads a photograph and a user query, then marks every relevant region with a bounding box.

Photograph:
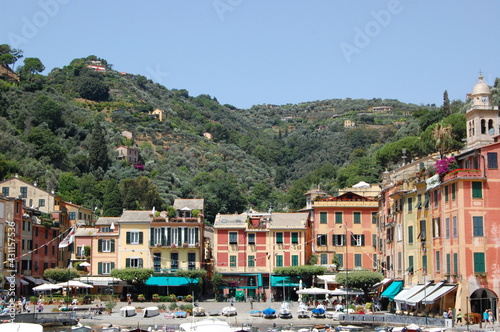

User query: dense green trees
[0,45,491,225]
[335,270,383,299]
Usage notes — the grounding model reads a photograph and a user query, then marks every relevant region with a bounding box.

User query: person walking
[488,309,494,326]
[249,297,254,309]
[456,308,463,325]
[484,309,489,325]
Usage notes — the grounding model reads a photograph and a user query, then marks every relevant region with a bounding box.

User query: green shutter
[292,255,298,266]
[446,254,451,274]
[126,258,130,268]
[354,212,361,223]
[139,258,143,268]
[472,182,483,198]
[248,255,255,267]
[161,228,165,245]
[166,228,171,246]
[110,262,115,272]
[292,232,298,244]
[126,232,131,244]
[195,228,199,244]
[408,226,413,243]
[150,228,154,245]
[453,253,458,274]
[111,239,115,252]
[320,212,327,224]
[98,239,103,252]
[474,252,485,272]
[139,232,143,244]
[98,262,102,275]
[335,212,342,224]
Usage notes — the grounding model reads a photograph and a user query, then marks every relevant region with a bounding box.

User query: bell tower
[465,74,499,150]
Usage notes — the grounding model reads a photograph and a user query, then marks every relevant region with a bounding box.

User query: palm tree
[432,123,453,157]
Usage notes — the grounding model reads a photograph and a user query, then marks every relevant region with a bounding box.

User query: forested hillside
[1,45,494,223]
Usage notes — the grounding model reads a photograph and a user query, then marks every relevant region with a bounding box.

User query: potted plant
[137,294,145,301]
[152,294,160,302]
[105,300,116,314]
[158,304,167,312]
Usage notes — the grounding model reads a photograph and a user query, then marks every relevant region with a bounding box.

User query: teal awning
[271,275,301,287]
[380,280,404,301]
[146,276,198,286]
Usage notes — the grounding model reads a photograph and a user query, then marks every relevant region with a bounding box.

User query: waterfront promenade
[37,300,500,331]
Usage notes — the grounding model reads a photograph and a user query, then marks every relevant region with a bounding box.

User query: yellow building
[117,210,152,269]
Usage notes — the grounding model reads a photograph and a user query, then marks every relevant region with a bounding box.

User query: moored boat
[2,323,43,332]
[71,322,93,332]
[120,305,137,317]
[279,302,293,318]
[262,307,276,318]
[193,306,206,316]
[335,325,363,332]
[249,310,262,317]
[143,306,159,317]
[178,318,232,332]
[222,306,237,316]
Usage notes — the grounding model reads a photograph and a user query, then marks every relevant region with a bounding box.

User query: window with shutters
[248,255,255,267]
[472,182,483,198]
[317,234,327,246]
[320,212,327,224]
[354,254,362,267]
[335,212,343,224]
[1,187,9,196]
[474,252,485,273]
[291,232,299,244]
[153,253,161,272]
[433,190,439,208]
[337,253,344,268]
[452,216,458,238]
[171,253,178,271]
[292,255,299,266]
[436,251,441,271]
[276,255,283,267]
[248,233,255,245]
[451,183,456,200]
[99,239,114,253]
[333,234,345,246]
[127,231,143,245]
[407,197,413,212]
[188,253,196,270]
[320,254,328,265]
[473,216,484,236]
[351,234,365,246]
[372,212,377,224]
[445,218,450,239]
[229,232,238,245]
[20,186,27,198]
[230,255,237,267]
[422,255,428,273]
[408,226,414,244]
[354,212,361,224]
[276,232,283,244]
[98,262,115,275]
[126,258,143,268]
[444,186,449,202]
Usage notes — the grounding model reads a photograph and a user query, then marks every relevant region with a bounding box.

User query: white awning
[76,277,119,286]
[373,278,392,289]
[393,283,430,303]
[422,285,457,304]
[317,275,336,284]
[405,282,443,306]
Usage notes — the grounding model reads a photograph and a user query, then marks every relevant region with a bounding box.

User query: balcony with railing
[168,217,202,223]
[149,240,200,248]
[442,168,484,182]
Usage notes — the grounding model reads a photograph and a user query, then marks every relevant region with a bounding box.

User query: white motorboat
[2,323,43,332]
[279,302,293,318]
[222,306,237,316]
[102,327,121,332]
[143,306,159,317]
[335,325,364,332]
[249,310,263,317]
[71,322,93,332]
[297,302,310,318]
[120,305,136,317]
[178,318,232,332]
[193,306,206,316]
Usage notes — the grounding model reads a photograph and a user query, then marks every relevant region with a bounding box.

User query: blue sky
[1,0,499,109]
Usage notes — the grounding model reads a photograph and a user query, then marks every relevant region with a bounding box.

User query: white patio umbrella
[329,288,364,296]
[296,287,331,295]
[55,280,93,288]
[79,262,91,267]
[33,283,62,292]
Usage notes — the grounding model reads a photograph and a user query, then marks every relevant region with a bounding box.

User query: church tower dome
[465,74,499,150]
